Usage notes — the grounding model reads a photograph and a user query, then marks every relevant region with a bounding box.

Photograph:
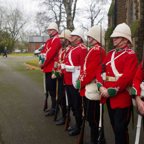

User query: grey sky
[1,0,112,36]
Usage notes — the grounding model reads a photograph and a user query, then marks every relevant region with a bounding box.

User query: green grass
[26,59,39,67]
[7,53,37,57]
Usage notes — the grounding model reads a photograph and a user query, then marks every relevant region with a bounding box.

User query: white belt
[102,72,122,82]
[65,65,80,72]
[105,76,119,82]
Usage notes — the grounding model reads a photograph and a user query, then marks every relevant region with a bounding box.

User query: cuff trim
[77,80,81,89]
[41,58,45,65]
[131,87,137,96]
[97,82,103,91]
[55,71,61,79]
[107,88,116,97]
[52,70,55,75]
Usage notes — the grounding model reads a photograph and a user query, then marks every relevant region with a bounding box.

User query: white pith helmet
[59,29,71,42]
[85,25,105,46]
[71,27,85,42]
[110,23,132,44]
[47,22,58,32]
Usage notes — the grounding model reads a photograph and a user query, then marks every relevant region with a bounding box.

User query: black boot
[69,117,82,136]
[45,108,53,113]
[45,108,55,116]
[97,128,106,144]
[67,124,77,131]
[56,107,67,125]
[86,128,98,144]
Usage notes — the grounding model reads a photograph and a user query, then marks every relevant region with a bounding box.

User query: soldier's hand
[38,61,43,68]
[102,89,110,98]
[136,96,144,116]
[75,82,77,89]
[51,74,56,79]
[99,86,106,94]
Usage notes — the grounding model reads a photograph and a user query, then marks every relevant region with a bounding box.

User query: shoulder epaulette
[80,44,87,49]
[93,45,101,51]
[126,49,135,55]
[108,49,115,54]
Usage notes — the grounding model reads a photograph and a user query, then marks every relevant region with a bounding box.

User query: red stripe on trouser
[126,107,130,144]
[94,102,98,128]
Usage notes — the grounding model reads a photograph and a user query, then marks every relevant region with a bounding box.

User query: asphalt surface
[0,56,144,144]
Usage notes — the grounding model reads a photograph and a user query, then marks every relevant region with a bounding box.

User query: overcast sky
[1,0,112,35]
[1,0,39,16]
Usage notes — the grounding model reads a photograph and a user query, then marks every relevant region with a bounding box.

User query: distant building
[29,36,49,53]
[106,0,144,63]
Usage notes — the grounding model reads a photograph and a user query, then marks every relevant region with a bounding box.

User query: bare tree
[76,0,109,30]
[35,0,78,31]
[3,7,29,52]
[34,12,53,36]
[63,0,78,31]
[0,6,6,30]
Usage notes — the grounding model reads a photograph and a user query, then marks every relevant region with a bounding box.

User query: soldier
[75,25,106,144]
[96,23,138,144]
[64,28,87,136]
[131,61,144,116]
[39,22,62,116]
[51,29,71,125]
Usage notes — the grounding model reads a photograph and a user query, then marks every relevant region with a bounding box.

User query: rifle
[97,64,105,144]
[54,79,59,121]
[43,73,48,111]
[135,41,144,144]
[53,34,59,121]
[77,97,89,144]
[64,90,70,130]
[97,23,105,144]
[77,32,89,144]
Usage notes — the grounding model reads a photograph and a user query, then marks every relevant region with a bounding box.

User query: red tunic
[78,43,106,96]
[96,46,138,109]
[131,62,143,96]
[52,44,71,78]
[64,43,87,85]
[42,33,62,73]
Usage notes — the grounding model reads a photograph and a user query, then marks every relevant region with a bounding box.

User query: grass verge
[7,53,37,57]
[26,59,39,68]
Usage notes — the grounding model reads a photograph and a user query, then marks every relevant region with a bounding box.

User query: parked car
[34,44,45,56]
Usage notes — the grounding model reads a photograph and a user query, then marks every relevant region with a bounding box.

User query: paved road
[0,57,144,144]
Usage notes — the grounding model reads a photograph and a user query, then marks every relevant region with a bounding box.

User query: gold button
[110,65,111,67]
[116,52,117,54]
[108,72,110,74]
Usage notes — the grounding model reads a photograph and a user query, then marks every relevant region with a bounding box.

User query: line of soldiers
[38,22,144,144]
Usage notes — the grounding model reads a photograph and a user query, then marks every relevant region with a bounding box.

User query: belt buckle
[106,77,109,81]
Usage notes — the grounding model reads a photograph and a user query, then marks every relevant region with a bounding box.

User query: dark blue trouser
[57,78,66,117]
[107,98,131,144]
[84,96,100,130]
[65,85,82,119]
[45,72,56,109]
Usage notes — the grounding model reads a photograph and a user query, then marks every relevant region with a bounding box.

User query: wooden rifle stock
[77,97,86,144]
[43,73,48,111]
[53,104,59,121]
[77,117,85,144]
[43,92,48,111]
[64,106,70,130]
[54,79,59,121]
